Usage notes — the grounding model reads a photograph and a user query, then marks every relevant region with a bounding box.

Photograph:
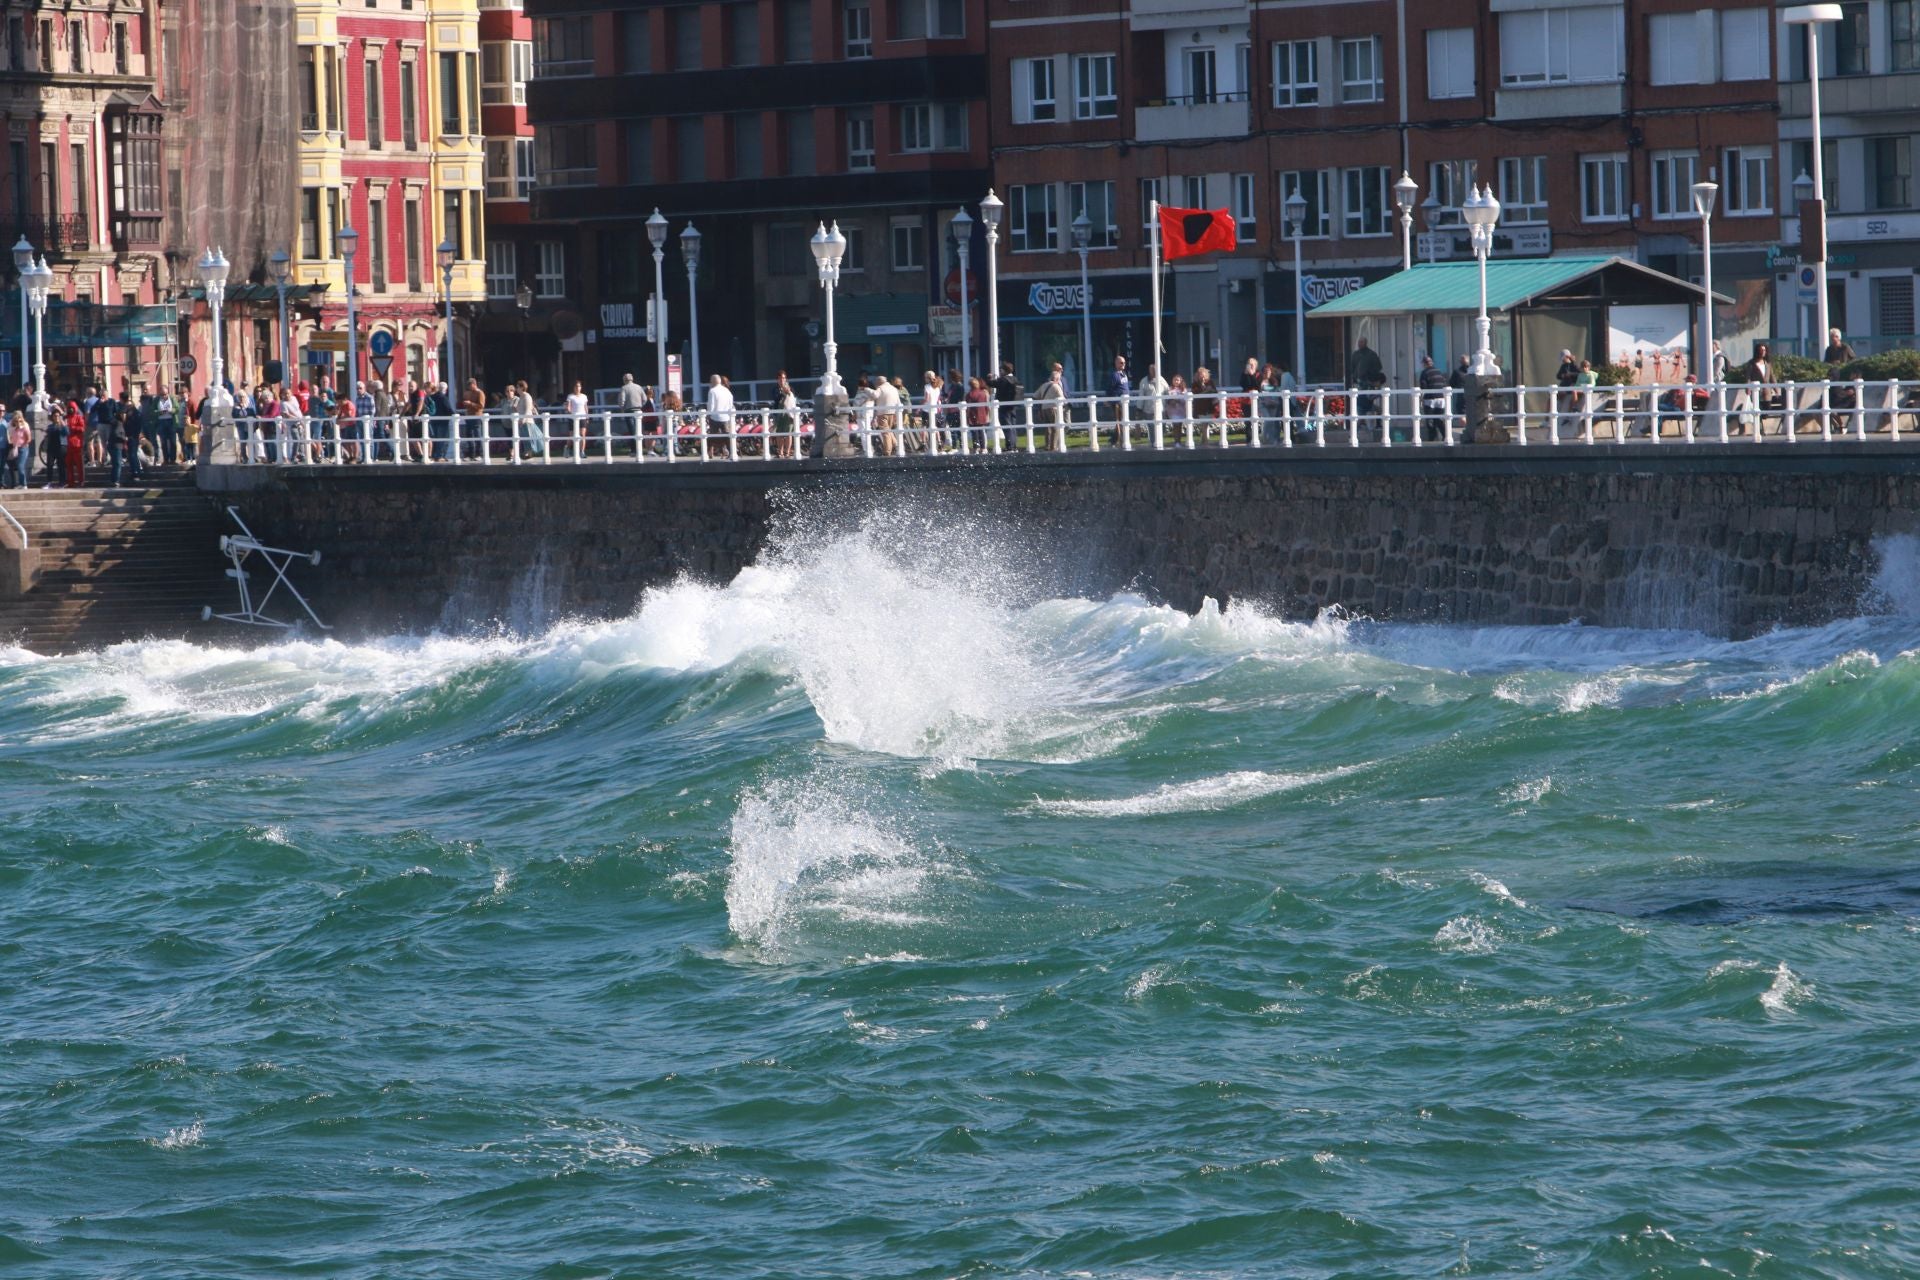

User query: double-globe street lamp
[22,255,52,411]
[682,222,702,406]
[980,190,1003,383]
[12,236,31,396]
[647,208,668,398]
[1070,210,1093,397]
[195,247,232,451]
[270,249,292,379]
[809,221,847,396]
[1463,184,1502,378]
[337,223,359,397]
[951,206,973,388]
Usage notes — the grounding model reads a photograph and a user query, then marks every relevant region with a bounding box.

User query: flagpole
[1150,199,1162,392]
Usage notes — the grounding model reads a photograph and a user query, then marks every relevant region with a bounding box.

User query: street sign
[667,354,682,396]
[369,353,394,380]
[178,354,197,376]
[0,351,11,376]
[1797,265,1819,304]
[308,330,349,351]
[368,329,395,357]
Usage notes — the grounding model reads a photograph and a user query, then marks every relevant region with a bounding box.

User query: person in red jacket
[64,402,86,487]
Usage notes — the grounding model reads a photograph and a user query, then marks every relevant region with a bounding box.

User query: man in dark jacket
[104,394,130,486]
[989,360,1022,446]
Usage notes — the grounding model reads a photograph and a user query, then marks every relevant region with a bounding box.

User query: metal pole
[1150,199,1162,394]
[958,248,971,390]
[276,281,289,374]
[31,295,45,402]
[17,277,26,399]
[1293,228,1305,386]
[442,264,456,403]
[652,244,666,396]
[344,246,358,398]
[1077,244,1092,398]
[686,258,701,408]
[1809,38,1829,355]
[985,221,1000,383]
[823,273,837,390]
[1701,212,1715,383]
[1399,206,1412,272]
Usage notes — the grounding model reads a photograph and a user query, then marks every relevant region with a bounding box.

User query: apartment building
[1778,0,1920,352]
[291,0,486,393]
[0,3,177,396]
[525,0,991,391]
[988,0,1783,385]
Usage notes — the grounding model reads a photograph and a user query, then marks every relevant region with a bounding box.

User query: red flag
[1158,206,1236,260]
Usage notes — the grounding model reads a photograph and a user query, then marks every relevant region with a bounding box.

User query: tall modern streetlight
[809,221,846,395]
[23,256,52,411]
[11,236,31,397]
[1070,209,1093,396]
[269,249,292,379]
[646,208,668,397]
[337,223,359,395]
[979,189,1003,383]
[1284,185,1307,384]
[438,239,457,400]
[951,206,973,386]
[1783,3,1842,353]
[1692,180,1719,381]
[681,222,702,407]
[1394,171,1418,272]
[195,246,232,445]
[1463,184,1501,377]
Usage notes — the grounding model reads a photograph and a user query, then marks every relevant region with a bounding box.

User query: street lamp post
[681,222,702,407]
[646,208,668,399]
[194,246,232,452]
[269,249,292,380]
[1692,180,1719,382]
[515,283,533,382]
[979,189,1003,384]
[951,207,973,387]
[1284,185,1307,384]
[809,221,846,395]
[11,236,31,398]
[1070,210,1093,397]
[1783,3,1842,354]
[1463,185,1501,377]
[438,240,457,401]
[1394,171,1418,272]
[337,224,359,396]
[23,257,51,411]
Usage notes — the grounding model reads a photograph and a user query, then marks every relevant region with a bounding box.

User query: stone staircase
[0,468,237,654]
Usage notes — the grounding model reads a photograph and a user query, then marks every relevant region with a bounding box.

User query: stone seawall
[196,445,1920,638]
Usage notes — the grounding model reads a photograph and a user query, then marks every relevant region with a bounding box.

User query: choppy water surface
[6,512,1920,1279]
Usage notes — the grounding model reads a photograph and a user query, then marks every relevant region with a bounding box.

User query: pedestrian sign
[369,329,396,357]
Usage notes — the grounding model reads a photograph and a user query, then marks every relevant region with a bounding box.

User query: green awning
[1309,255,1721,317]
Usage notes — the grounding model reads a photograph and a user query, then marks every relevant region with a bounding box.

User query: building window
[1339,37,1382,103]
[438,51,460,134]
[1500,7,1622,85]
[897,102,966,152]
[536,123,597,187]
[400,61,419,148]
[846,108,874,169]
[674,117,705,182]
[727,2,760,65]
[1648,14,1698,85]
[768,223,808,276]
[1836,1,1869,75]
[327,49,342,131]
[535,240,565,297]
[482,41,530,106]
[621,12,652,72]
[783,110,815,175]
[1720,8,1769,81]
[534,16,593,76]
[442,190,464,259]
[1876,276,1915,338]
[405,199,422,291]
[486,239,517,298]
[1181,174,1205,208]
[892,0,964,40]
[1342,166,1389,237]
[843,0,871,57]
[68,18,83,72]
[670,6,702,70]
[1183,46,1217,104]
[1722,146,1772,215]
[1426,28,1474,99]
[369,198,387,291]
[301,187,322,258]
[783,0,812,62]
[1139,176,1163,236]
[1272,39,1317,107]
[1650,150,1698,219]
[1009,183,1056,253]
[1281,169,1330,238]
[1427,158,1476,225]
[69,143,88,240]
[1231,172,1255,242]
[731,114,763,178]
[890,217,924,271]
[1016,57,1057,123]
[838,226,865,272]
[1872,136,1913,210]
[516,137,535,196]
[1497,156,1547,225]
[1580,152,1628,221]
[364,56,383,150]
[1068,179,1117,249]
[486,139,512,198]
[465,50,480,132]
[113,21,127,73]
[1073,54,1117,119]
[1892,0,1920,72]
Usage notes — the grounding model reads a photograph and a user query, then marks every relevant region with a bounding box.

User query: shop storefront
[997,274,1154,392]
[1262,266,1397,386]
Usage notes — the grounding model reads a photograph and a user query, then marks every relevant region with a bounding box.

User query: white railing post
[1087,395,1100,452]
[1783,380,1797,444]
[1346,392,1360,448]
[1715,384,1728,444]
[1251,396,1265,450]
[1581,388,1595,446]
[1516,388,1530,446]
[1151,398,1165,451]
[1183,406,1196,450]
[1682,390,1695,444]
[1313,391,1326,448]
[1820,381,1833,443]
[1547,390,1559,446]
[1280,392,1293,448]
[1120,398,1134,450]
[1380,389,1392,449]
[1612,389,1626,443]
[601,411,613,462]
[1890,380,1904,442]
[1853,379,1867,441]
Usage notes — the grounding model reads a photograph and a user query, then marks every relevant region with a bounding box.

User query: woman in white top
[918,371,943,453]
[279,387,309,464]
[565,380,590,456]
[872,375,903,456]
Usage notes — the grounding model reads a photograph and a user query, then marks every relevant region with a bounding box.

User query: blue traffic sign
[0,351,11,376]
[368,329,395,357]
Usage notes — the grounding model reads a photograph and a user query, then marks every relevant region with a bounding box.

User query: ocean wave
[1030,764,1366,817]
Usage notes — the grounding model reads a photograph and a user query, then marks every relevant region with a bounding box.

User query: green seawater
[5,508,1920,1278]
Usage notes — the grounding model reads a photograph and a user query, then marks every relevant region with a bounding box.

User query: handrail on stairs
[0,502,25,550]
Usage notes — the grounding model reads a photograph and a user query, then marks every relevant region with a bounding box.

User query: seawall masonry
[196,445,1920,639]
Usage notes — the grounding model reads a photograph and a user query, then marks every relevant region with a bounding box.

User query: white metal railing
[0,501,25,549]
[210,379,1920,468]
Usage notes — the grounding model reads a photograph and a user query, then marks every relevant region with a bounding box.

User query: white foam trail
[1031,764,1365,818]
[149,1121,204,1150]
[1433,916,1498,954]
[1758,962,1812,1017]
[724,781,944,951]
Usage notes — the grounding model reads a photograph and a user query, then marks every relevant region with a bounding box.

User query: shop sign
[1301,275,1365,308]
[867,323,921,337]
[1002,276,1150,319]
[600,301,651,341]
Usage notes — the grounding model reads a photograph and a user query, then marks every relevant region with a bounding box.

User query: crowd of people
[2,383,203,489]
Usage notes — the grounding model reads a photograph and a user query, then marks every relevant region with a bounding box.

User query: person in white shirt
[919,370,944,453]
[706,375,736,449]
[1137,363,1170,425]
[871,374,902,455]
[565,380,590,457]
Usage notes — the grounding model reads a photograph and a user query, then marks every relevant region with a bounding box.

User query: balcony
[1781,71,1920,117]
[1129,0,1249,31]
[1493,80,1624,121]
[2,214,91,254]
[1135,93,1247,143]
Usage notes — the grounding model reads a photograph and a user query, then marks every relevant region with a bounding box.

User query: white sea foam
[150,1121,204,1150]
[1469,871,1526,907]
[1500,776,1553,807]
[1759,962,1813,1016]
[1033,764,1365,818]
[1433,916,1498,955]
